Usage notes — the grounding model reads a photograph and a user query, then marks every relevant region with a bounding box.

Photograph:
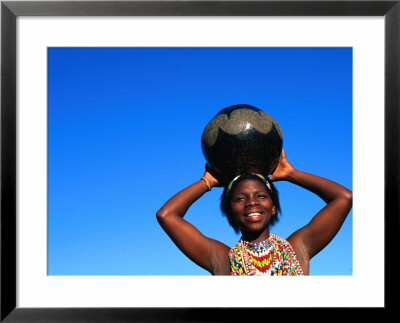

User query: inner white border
[17,17,384,308]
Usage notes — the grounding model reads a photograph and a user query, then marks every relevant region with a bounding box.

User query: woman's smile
[245,211,263,222]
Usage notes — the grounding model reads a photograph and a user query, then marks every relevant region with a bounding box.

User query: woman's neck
[241,229,270,243]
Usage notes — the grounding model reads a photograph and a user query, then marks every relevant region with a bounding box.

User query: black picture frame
[1,0,398,321]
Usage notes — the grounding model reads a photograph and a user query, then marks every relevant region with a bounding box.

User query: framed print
[1,0,399,321]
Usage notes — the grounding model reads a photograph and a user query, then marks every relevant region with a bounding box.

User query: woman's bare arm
[156,172,230,274]
[270,149,353,260]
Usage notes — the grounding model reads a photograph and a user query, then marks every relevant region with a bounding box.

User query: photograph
[48,47,353,276]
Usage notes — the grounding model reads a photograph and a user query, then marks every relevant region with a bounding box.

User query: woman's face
[230,179,276,236]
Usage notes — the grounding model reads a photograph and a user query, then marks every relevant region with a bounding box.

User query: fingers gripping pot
[201,104,283,184]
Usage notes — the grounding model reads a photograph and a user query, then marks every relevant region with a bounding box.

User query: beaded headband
[226,172,272,195]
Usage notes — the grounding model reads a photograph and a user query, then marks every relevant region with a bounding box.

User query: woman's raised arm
[270,149,353,261]
[156,171,230,275]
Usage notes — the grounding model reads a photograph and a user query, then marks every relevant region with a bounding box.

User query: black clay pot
[201,104,283,183]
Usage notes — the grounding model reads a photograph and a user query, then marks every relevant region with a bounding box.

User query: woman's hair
[220,173,281,233]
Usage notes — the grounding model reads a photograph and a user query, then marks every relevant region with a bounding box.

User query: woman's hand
[203,164,223,188]
[269,149,295,182]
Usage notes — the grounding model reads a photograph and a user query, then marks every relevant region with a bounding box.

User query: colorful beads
[229,234,304,276]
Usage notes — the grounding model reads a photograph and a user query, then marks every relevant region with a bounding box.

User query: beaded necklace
[229,234,304,276]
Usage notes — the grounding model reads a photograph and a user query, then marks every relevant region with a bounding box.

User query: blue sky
[47,47,352,276]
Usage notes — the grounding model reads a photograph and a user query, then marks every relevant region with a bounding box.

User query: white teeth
[247,212,261,217]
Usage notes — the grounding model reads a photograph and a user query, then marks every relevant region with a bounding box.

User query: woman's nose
[246,196,258,207]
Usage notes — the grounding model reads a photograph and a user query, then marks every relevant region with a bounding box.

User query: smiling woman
[156,123,353,276]
[223,175,305,276]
